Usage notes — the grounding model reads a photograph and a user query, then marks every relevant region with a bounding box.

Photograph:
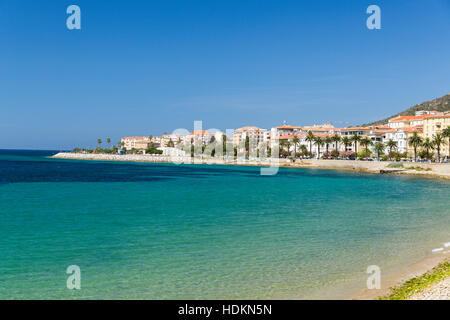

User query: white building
[158,147,187,157]
[232,126,268,148]
[187,130,215,146]
[384,129,408,153]
[161,134,184,147]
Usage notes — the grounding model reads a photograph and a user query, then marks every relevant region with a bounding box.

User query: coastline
[352,251,450,300]
[50,152,450,300]
[51,152,450,180]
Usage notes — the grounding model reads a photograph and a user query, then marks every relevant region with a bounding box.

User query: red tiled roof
[423,115,450,120]
[276,125,302,129]
[122,136,148,140]
[402,127,423,133]
[388,114,437,122]
[189,130,213,135]
[339,127,371,131]
[235,126,265,132]
[373,129,395,133]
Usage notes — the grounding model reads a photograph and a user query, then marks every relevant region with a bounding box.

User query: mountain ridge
[362,93,450,127]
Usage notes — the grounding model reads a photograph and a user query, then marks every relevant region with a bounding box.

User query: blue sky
[1,0,449,149]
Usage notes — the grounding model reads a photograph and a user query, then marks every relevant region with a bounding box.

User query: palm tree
[374,142,385,160]
[305,131,315,157]
[279,140,286,158]
[332,134,341,153]
[313,137,323,159]
[350,133,361,156]
[245,136,250,159]
[432,133,446,163]
[97,139,102,149]
[341,136,351,152]
[385,139,398,160]
[407,132,423,162]
[421,138,434,160]
[360,137,372,158]
[324,136,332,157]
[442,126,450,159]
[106,138,111,149]
[222,134,227,157]
[299,145,308,157]
[292,136,300,159]
[285,141,292,158]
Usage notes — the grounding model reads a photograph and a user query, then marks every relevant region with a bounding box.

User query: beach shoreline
[50,152,450,300]
[351,251,450,300]
[51,152,450,180]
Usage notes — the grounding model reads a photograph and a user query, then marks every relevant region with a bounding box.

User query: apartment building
[423,114,450,157]
[232,126,268,147]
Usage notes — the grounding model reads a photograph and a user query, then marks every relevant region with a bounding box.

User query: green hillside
[363,93,450,127]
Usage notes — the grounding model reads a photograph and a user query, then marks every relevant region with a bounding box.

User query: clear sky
[1,0,449,149]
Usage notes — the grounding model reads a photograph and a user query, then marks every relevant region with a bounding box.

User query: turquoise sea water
[0,150,449,299]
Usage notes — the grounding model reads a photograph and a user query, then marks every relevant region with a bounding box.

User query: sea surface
[0,149,449,299]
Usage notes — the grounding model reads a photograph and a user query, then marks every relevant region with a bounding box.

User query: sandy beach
[353,252,450,300]
[51,152,450,180]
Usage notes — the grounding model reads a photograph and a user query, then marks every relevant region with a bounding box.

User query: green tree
[305,131,315,157]
[313,136,323,159]
[292,136,300,159]
[360,137,372,158]
[385,139,398,160]
[168,139,174,147]
[324,136,333,157]
[432,133,446,162]
[285,141,291,158]
[106,138,111,149]
[341,136,351,151]
[442,126,450,159]
[407,132,423,162]
[222,134,227,157]
[332,134,341,153]
[421,138,434,160]
[299,144,308,157]
[350,133,361,155]
[374,142,385,159]
[279,140,286,158]
[97,139,102,149]
[245,136,250,159]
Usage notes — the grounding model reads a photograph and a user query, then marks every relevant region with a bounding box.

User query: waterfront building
[121,136,161,151]
[187,130,215,146]
[302,123,337,135]
[387,111,443,129]
[161,134,184,147]
[383,129,408,154]
[403,126,424,156]
[423,114,450,157]
[232,126,268,147]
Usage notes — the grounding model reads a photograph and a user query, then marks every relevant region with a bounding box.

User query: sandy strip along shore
[51,153,450,180]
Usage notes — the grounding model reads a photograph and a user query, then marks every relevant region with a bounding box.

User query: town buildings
[120,109,449,159]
